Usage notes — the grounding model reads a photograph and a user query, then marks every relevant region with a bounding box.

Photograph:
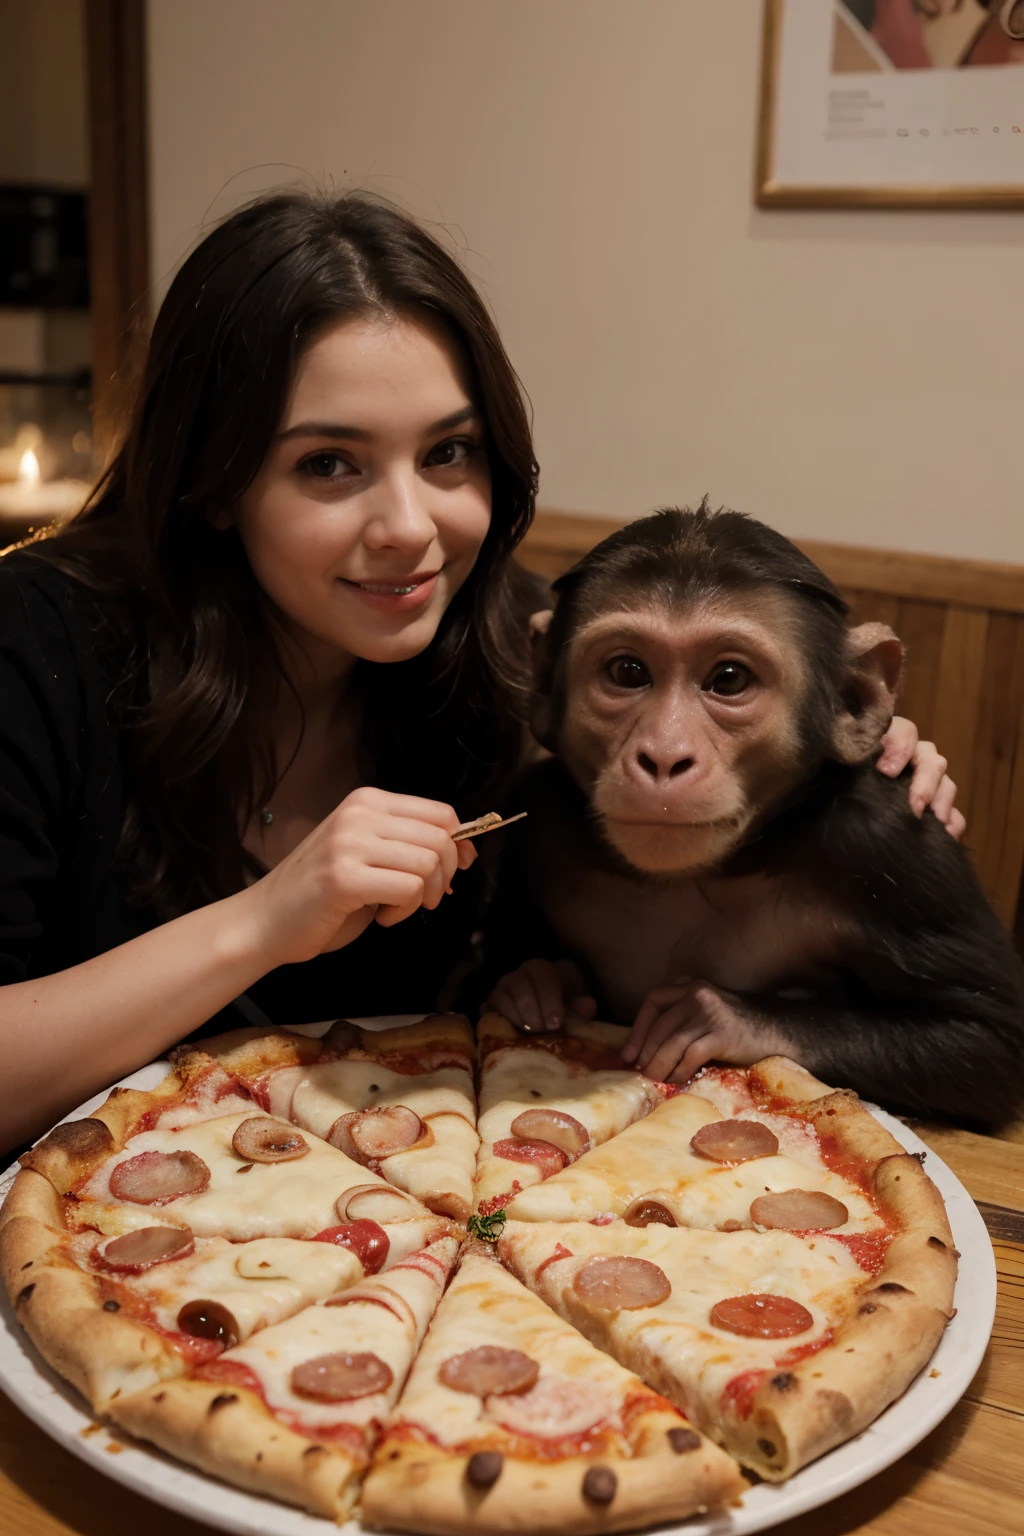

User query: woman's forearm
[0,886,269,1151]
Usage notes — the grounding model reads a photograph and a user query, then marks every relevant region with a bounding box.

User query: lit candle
[0,448,90,526]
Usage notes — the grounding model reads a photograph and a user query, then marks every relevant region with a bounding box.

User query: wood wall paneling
[519,512,1024,928]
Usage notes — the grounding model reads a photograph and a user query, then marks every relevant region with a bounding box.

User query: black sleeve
[750,770,1024,1126]
[0,567,88,983]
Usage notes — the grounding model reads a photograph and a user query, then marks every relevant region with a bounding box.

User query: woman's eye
[704,662,753,697]
[424,436,476,469]
[605,656,651,689]
[299,451,352,481]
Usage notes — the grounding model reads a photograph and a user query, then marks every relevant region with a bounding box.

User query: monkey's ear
[831,622,904,765]
[528,609,557,749]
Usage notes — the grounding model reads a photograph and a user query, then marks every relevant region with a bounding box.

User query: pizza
[0,1012,958,1534]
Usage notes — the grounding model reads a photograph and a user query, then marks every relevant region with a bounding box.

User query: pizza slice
[474,1014,662,1214]
[503,1060,888,1243]
[361,1243,744,1535]
[0,1162,454,1413]
[110,1237,459,1520]
[499,1142,956,1482]
[20,1063,435,1242]
[182,1016,480,1222]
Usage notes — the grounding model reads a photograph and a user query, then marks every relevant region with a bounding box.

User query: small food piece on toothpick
[452,811,527,842]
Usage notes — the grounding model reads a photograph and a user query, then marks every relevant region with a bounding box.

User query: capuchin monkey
[484,506,1024,1125]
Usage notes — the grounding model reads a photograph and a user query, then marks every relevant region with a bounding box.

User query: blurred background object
[0,0,147,545]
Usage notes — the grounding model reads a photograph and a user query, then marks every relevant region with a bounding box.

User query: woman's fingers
[877,715,917,775]
[488,972,545,1033]
[929,775,959,831]
[947,806,966,842]
[907,741,948,817]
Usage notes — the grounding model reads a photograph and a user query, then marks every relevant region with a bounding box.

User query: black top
[0,556,483,1037]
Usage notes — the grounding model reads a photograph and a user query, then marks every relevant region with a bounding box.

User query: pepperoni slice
[750,1189,849,1231]
[491,1139,567,1178]
[231,1116,309,1163]
[509,1109,591,1159]
[109,1150,211,1205]
[98,1226,195,1272]
[336,1184,420,1223]
[291,1351,393,1402]
[710,1294,814,1338]
[690,1119,779,1164]
[485,1376,617,1438]
[573,1255,671,1311]
[311,1220,390,1274]
[328,1106,426,1166]
[439,1346,539,1398]
[622,1197,677,1228]
[177,1299,240,1347]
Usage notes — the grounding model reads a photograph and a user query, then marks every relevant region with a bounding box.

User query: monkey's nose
[637,750,694,781]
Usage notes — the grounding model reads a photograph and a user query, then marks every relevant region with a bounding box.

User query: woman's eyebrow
[276,405,477,443]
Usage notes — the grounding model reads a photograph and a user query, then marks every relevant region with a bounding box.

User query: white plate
[0,1057,996,1536]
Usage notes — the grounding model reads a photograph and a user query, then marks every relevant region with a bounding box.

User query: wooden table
[1,1127,1022,1536]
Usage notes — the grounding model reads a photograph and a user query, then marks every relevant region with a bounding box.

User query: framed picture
[757,0,1024,207]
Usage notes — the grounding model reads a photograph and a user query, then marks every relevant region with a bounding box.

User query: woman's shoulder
[0,549,135,693]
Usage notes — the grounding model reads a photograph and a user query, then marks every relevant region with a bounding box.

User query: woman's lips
[337,571,441,613]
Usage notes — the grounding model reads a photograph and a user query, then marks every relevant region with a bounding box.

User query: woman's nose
[362,468,436,550]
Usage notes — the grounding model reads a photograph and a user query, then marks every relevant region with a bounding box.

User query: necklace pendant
[260,808,274,826]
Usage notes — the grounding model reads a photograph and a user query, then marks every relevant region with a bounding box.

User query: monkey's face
[554,593,811,875]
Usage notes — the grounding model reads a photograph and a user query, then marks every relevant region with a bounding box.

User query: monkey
[482,505,1024,1126]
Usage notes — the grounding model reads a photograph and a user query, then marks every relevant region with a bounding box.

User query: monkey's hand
[485,958,598,1033]
[621,981,789,1085]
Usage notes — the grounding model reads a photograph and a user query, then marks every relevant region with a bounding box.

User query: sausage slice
[573,1255,671,1310]
[231,1116,309,1163]
[622,1197,677,1228]
[710,1293,814,1338]
[328,1105,426,1165]
[439,1346,539,1397]
[750,1189,849,1231]
[509,1109,590,1159]
[109,1150,210,1205]
[291,1350,393,1402]
[98,1225,195,1272]
[690,1119,779,1164]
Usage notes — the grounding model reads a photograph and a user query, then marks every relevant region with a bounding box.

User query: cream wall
[147,0,1024,563]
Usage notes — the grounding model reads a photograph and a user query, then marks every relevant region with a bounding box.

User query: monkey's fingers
[643,1023,712,1085]
[622,984,694,1063]
[633,999,702,1075]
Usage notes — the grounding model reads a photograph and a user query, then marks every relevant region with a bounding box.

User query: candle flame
[18,449,41,488]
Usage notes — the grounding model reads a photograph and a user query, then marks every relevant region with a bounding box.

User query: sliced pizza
[111,1237,459,1520]
[503,1063,887,1242]
[474,1014,662,1214]
[499,1139,956,1481]
[0,1163,455,1413]
[182,1016,479,1222]
[362,1243,743,1535]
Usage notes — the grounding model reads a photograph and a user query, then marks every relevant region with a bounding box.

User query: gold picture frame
[757,0,1024,209]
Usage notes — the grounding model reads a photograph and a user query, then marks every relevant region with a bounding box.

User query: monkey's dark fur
[486,507,1024,1126]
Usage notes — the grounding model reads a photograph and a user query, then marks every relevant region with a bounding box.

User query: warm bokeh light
[18,448,41,488]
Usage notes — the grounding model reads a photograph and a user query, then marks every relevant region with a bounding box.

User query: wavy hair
[32,191,540,916]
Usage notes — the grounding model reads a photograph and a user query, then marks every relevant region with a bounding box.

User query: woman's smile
[338,570,441,611]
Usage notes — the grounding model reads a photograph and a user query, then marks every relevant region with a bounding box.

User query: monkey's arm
[753,775,1024,1126]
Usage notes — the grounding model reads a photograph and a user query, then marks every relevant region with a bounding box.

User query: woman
[0,192,957,1152]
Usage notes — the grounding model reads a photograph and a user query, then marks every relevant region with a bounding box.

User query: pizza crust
[361,1412,743,1536]
[111,1376,365,1518]
[0,1170,186,1411]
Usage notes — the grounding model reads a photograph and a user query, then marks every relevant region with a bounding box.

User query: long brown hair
[31,191,539,917]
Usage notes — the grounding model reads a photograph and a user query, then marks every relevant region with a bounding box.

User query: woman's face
[233,312,492,673]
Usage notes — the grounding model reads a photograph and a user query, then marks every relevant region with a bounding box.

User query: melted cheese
[285,1061,479,1212]
[500,1220,866,1433]
[387,1252,644,1448]
[475,1049,659,1206]
[78,1113,430,1239]
[504,1092,880,1233]
[224,1238,458,1434]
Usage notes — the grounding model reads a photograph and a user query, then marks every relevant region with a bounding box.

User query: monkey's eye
[605,655,651,689]
[703,662,753,697]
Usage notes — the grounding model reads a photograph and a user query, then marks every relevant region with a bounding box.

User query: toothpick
[453,811,528,843]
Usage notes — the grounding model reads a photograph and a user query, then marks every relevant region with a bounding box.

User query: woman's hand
[620,980,787,1085]
[877,717,965,839]
[485,958,597,1033]
[243,787,476,968]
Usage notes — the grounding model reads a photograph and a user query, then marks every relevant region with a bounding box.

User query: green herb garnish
[467,1209,507,1243]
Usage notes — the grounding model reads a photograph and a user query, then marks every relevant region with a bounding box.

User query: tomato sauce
[478,1189,520,1217]
[536,1243,573,1277]
[826,1231,892,1274]
[774,1329,834,1368]
[721,1369,768,1420]
[196,1358,367,1453]
[96,1279,222,1366]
